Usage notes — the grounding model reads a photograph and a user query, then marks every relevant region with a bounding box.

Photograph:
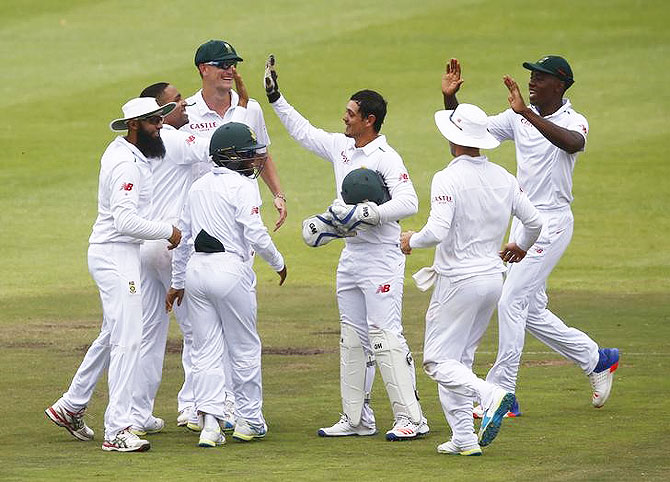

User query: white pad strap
[340,324,372,426]
[370,328,422,423]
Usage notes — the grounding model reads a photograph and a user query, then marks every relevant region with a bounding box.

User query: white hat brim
[109,102,177,132]
[434,110,500,149]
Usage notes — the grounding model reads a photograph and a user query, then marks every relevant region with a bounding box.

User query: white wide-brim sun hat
[434,104,500,150]
[109,97,177,132]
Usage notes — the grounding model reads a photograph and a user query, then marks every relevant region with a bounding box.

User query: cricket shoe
[177,407,195,427]
[232,419,268,442]
[102,428,150,452]
[45,401,94,441]
[385,415,430,441]
[478,389,515,447]
[589,348,620,408]
[198,426,225,447]
[186,412,203,432]
[221,398,236,432]
[473,398,522,419]
[437,440,482,456]
[317,413,377,437]
[130,416,164,436]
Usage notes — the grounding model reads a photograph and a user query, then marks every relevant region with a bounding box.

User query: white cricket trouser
[422,273,503,447]
[60,243,143,440]
[130,240,195,428]
[336,243,417,425]
[486,208,600,392]
[186,252,264,425]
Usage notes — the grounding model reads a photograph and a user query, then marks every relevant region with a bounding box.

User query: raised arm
[442,58,463,110]
[503,76,585,153]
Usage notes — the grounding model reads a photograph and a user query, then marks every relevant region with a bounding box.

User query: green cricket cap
[194,40,243,66]
[523,55,574,88]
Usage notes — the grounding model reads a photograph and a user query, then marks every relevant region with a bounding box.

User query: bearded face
[135,121,166,159]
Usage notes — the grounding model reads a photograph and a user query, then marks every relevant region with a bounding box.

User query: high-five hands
[264,54,280,103]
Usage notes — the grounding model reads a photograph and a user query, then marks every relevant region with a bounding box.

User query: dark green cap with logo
[194,40,243,66]
[523,55,574,88]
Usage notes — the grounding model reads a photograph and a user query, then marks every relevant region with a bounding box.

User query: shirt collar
[359,135,387,156]
[116,136,149,163]
[530,98,573,118]
[448,154,488,168]
[194,89,241,117]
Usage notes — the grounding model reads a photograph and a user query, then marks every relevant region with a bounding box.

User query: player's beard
[136,126,166,159]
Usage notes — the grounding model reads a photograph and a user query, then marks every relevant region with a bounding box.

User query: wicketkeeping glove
[264,54,280,103]
[302,210,356,247]
[328,199,381,232]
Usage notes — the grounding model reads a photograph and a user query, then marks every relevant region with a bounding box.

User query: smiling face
[158,84,188,129]
[199,62,236,93]
[528,70,565,107]
[343,100,373,140]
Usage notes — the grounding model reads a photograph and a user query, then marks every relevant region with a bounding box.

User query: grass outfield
[1,0,669,480]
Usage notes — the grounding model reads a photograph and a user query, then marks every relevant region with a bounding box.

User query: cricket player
[166,122,287,448]
[400,103,543,455]
[264,55,429,440]
[181,40,287,427]
[130,74,255,434]
[45,97,181,452]
[441,57,620,416]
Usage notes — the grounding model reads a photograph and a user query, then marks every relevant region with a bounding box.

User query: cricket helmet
[341,168,390,205]
[209,122,266,178]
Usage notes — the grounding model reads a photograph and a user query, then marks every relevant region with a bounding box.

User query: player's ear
[127,119,140,132]
[365,113,376,129]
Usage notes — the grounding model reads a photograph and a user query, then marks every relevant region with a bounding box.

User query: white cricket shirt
[271,95,418,245]
[171,166,284,290]
[410,155,542,281]
[89,136,173,244]
[148,125,210,225]
[182,90,269,198]
[487,99,588,210]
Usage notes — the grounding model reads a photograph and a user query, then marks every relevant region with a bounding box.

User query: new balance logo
[251,206,259,215]
[121,182,133,191]
[376,284,390,293]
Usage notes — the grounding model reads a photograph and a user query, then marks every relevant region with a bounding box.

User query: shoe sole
[317,429,377,437]
[592,361,619,408]
[186,423,202,432]
[386,432,427,441]
[198,440,224,447]
[232,432,266,442]
[45,408,93,442]
[438,448,482,456]
[479,393,515,447]
[101,442,151,452]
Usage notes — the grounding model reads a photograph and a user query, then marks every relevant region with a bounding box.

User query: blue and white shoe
[473,398,522,419]
[478,389,515,447]
[232,419,267,442]
[589,348,619,408]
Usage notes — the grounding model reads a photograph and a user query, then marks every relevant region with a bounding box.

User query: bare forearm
[520,108,584,153]
[443,93,459,110]
[260,153,283,196]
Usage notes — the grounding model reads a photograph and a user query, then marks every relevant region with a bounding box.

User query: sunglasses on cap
[139,115,164,125]
[206,60,237,70]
